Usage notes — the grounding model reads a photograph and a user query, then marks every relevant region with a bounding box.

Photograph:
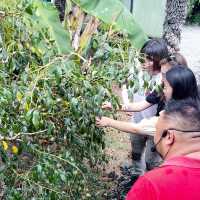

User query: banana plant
[53,0,149,52]
[32,0,72,54]
[71,0,148,50]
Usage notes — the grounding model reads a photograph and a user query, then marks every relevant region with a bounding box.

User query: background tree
[163,0,188,52]
[54,0,66,21]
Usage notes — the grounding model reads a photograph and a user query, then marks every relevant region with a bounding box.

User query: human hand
[96,116,112,127]
[102,101,113,110]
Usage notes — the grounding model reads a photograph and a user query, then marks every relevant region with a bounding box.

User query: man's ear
[164,130,175,145]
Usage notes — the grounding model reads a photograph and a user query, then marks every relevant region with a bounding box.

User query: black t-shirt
[146,91,165,116]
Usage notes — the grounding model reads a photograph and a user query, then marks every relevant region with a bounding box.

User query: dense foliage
[0,0,140,199]
[187,0,200,24]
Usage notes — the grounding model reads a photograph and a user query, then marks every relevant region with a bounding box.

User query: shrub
[0,0,139,199]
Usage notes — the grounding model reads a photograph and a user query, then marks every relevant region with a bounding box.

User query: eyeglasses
[152,128,200,153]
[161,128,200,137]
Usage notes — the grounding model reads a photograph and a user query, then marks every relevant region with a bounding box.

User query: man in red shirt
[126,99,200,200]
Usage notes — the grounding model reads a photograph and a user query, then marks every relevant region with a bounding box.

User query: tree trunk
[163,0,188,53]
[54,0,66,21]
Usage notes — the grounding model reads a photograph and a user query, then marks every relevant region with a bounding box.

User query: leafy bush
[187,0,200,24]
[0,0,139,199]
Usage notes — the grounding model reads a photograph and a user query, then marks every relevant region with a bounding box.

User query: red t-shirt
[126,156,200,200]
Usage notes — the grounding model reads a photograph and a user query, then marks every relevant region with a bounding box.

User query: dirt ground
[104,114,132,175]
[100,113,134,200]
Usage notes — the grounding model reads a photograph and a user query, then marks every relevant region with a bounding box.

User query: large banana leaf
[33,1,72,54]
[133,0,166,37]
[72,0,148,50]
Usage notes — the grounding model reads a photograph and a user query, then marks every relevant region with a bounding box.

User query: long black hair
[166,65,199,100]
[141,38,169,71]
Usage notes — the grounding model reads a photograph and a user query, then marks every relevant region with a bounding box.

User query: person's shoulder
[126,172,157,200]
[142,164,181,185]
[143,165,169,180]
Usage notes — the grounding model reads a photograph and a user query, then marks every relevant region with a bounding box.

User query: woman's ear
[164,130,175,146]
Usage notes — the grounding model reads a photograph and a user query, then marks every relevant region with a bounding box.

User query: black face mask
[151,128,200,159]
[151,130,168,153]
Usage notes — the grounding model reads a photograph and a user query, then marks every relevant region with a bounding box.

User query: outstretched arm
[122,100,152,112]
[102,100,152,112]
[96,116,157,136]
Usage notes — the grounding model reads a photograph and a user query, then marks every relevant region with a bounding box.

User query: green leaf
[83,80,92,89]
[71,97,78,109]
[0,145,8,163]
[72,0,148,49]
[33,0,72,54]
[32,110,40,129]
[37,164,42,173]
[133,0,166,37]
[25,109,33,122]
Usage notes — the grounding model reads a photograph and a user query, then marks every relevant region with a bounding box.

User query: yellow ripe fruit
[12,145,19,154]
[16,91,23,102]
[2,141,8,151]
[63,101,69,107]
[24,102,30,112]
